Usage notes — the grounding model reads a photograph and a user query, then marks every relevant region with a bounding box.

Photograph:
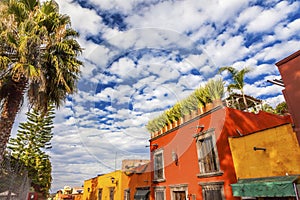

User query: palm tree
[0,0,82,162]
[219,66,251,110]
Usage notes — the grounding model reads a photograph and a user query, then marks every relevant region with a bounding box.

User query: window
[201,182,224,200]
[98,189,102,200]
[134,188,150,200]
[195,129,221,176]
[199,136,218,172]
[153,149,165,181]
[169,184,188,200]
[124,189,130,200]
[154,187,166,200]
[155,191,165,200]
[110,187,115,200]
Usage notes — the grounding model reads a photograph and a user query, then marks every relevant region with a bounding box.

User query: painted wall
[82,168,151,200]
[150,107,237,200]
[126,163,151,200]
[229,123,300,179]
[276,50,300,144]
[83,170,127,200]
[149,106,292,200]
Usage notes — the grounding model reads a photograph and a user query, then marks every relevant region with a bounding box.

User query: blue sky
[12,0,300,192]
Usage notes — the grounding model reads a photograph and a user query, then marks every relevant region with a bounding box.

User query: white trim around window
[153,148,165,182]
[195,128,222,177]
[199,181,225,200]
[169,184,188,200]
[154,186,166,200]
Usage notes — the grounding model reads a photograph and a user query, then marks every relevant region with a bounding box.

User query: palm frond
[0,56,10,70]
[218,66,237,75]
[20,0,39,11]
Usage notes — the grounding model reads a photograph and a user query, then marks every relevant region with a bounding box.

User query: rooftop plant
[206,77,225,101]
[146,77,225,133]
[194,85,210,105]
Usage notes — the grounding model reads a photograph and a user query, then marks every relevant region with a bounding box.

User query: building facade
[126,162,151,200]
[276,49,300,145]
[229,123,300,179]
[149,106,292,200]
[82,161,151,200]
[83,170,128,200]
[229,123,300,199]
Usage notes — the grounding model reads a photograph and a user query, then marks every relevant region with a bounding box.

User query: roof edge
[149,105,224,142]
[276,50,300,66]
[229,122,291,138]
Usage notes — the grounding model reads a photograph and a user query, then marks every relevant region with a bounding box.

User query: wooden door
[173,191,186,200]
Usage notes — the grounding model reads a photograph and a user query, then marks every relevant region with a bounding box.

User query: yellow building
[83,170,130,200]
[229,123,300,198]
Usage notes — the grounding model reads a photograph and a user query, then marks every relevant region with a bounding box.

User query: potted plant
[187,94,199,118]
[173,103,183,125]
[194,85,210,112]
[180,100,191,122]
[206,77,224,107]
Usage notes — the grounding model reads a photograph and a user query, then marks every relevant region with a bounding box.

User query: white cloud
[244,83,282,98]
[126,1,204,33]
[236,6,263,26]
[247,64,278,79]
[246,1,299,33]
[56,0,103,36]
[110,57,136,79]
[275,18,300,40]
[184,54,211,69]
[202,0,248,24]
[89,0,138,14]
[254,40,300,62]
[204,35,249,66]
[177,74,204,91]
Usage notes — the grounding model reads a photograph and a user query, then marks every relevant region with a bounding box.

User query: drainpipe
[294,183,299,200]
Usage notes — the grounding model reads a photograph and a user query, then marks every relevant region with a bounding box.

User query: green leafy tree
[0,0,82,161]
[275,102,288,115]
[219,66,251,109]
[261,103,275,113]
[8,104,55,197]
[259,102,288,116]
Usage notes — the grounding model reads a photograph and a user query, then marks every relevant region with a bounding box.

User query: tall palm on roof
[0,0,83,162]
[218,66,251,110]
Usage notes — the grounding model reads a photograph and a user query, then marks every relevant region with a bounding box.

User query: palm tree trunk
[241,90,248,110]
[0,78,27,163]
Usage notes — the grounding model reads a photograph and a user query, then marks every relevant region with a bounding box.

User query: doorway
[173,191,186,200]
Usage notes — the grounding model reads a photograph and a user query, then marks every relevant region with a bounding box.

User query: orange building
[149,106,291,200]
[276,49,300,145]
[125,162,151,200]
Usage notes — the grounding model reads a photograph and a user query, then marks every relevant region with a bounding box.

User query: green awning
[231,176,298,197]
